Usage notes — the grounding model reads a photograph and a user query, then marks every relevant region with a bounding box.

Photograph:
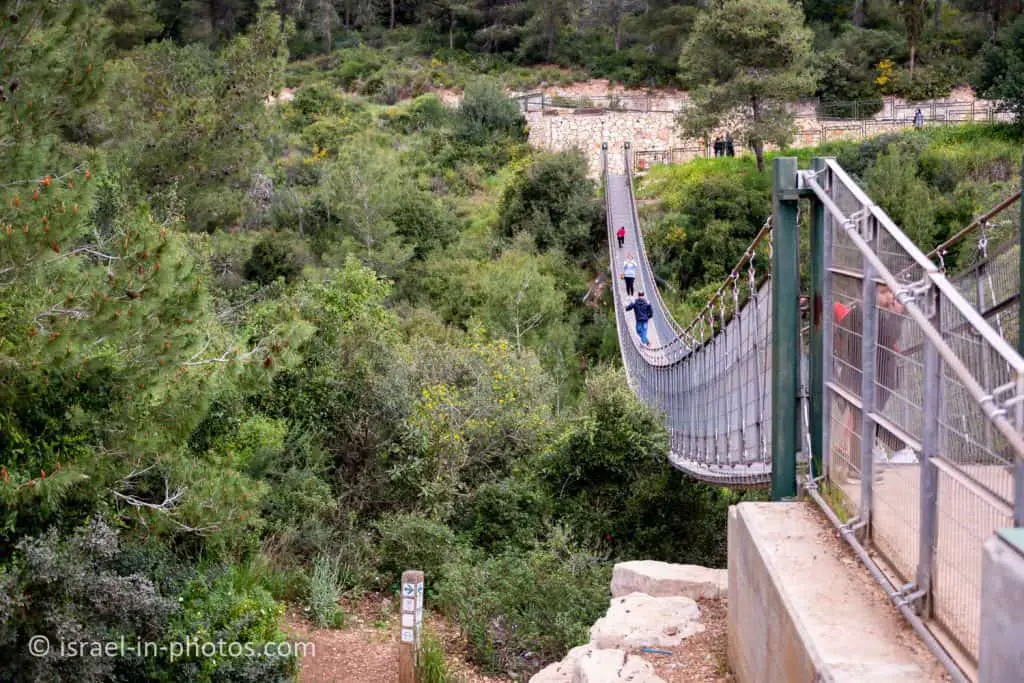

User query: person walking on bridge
[616,225,626,248]
[622,254,638,296]
[626,291,654,347]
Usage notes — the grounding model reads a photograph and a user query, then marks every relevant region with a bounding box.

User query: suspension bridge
[601,143,1024,682]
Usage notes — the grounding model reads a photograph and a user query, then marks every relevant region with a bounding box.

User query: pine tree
[676,0,815,172]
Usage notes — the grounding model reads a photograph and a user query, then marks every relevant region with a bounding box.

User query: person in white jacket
[622,255,638,296]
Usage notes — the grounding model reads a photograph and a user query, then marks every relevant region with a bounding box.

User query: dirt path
[284,596,505,683]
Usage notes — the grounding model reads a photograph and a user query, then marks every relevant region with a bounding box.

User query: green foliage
[974,14,1024,127]
[93,4,290,231]
[309,555,346,627]
[0,520,177,682]
[376,512,461,586]
[637,158,771,291]
[0,0,105,181]
[385,335,555,520]
[160,563,297,682]
[434,533,610,676]
[244,237,301,284]
[416,627,453,683]
[815,28,902,116]
[678,0,817,171]
[499,151,603,257]
[456,477,553,551]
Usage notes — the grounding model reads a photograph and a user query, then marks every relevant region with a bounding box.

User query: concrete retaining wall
[727,503,823,683]
[728,502,945,682]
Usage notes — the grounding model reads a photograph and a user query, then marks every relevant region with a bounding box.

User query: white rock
[610,560,728,600]
[590,593,704,650]
[573,648,666,683]
[530,645,595,683]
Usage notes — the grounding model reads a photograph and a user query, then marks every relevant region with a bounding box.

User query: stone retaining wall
[526,104,1009,177]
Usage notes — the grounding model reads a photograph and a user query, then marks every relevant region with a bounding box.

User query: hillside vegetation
[2,1,1023,682]
[638,124,1023,323]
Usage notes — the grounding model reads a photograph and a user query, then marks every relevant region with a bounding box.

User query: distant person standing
[913,108,924,130]
[713,136,724,157]
[622,254,638,296]
[626,291,654,347]
[616,225,626,248]
[725,132,735,157]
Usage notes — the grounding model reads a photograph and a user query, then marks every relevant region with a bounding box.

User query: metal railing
[632,112,1015,172]
[516,91,1009,122]
[803,159,1024,675]
[604,141,1024,678]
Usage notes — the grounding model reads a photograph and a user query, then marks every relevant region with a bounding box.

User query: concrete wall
[728,502,944,682]
[727,504,823,683]
[979,529,1024,683]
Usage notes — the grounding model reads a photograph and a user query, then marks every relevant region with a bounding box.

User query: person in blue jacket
[625,291,654,347]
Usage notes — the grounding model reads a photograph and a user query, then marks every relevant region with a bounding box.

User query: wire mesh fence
[806,159,1024,668]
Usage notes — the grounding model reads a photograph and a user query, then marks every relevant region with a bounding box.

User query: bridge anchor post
[771,157,801,500]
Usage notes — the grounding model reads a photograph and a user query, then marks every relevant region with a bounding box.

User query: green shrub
[376,513,461,588]
[456,78,526,146]
[244,238,301,285]
[457,478,552,551]
[160,564,297,682]
[309,555,346,627]
[499,150,603,257]
[435,538,610,676]
[416,627,451,683]
[0,520,177,682]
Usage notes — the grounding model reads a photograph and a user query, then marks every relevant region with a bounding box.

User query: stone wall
[525,110,685,175]
[525,96,1010,178]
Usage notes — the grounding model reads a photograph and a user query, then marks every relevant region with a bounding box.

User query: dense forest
[1,0,1023,681]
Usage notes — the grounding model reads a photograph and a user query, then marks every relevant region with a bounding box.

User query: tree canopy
[677,0,816,171]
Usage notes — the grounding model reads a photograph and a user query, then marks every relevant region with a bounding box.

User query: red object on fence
[638,159,646,170]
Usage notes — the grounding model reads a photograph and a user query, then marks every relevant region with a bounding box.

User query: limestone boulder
[610,560,728,600]
[573,648,666,683]
[529,645,594,683]
[590,593,703,650]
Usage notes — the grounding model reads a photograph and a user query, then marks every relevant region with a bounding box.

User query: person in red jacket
[832,283,907,479]
[616,226,626,248]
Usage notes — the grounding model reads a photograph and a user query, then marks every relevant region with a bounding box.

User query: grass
[310,555,346,628]
[818,480,854,524]
[416,628,453,683]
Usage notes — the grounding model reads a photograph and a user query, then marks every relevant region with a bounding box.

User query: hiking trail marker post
[398,569,424,683]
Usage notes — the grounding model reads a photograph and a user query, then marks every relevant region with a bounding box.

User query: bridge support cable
[802,156,1024,670]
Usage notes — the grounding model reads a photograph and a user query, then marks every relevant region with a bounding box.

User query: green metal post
[808,158,826,480]
[772,157,800,500]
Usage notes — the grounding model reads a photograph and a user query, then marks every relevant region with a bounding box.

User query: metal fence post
[772,157,800,500]
[809,158,827,478]
[1017,154,1024,527]
[917,286,941,616]
[859,215,879,532]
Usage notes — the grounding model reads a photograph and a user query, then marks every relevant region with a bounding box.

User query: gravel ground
[642,598,734,683]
